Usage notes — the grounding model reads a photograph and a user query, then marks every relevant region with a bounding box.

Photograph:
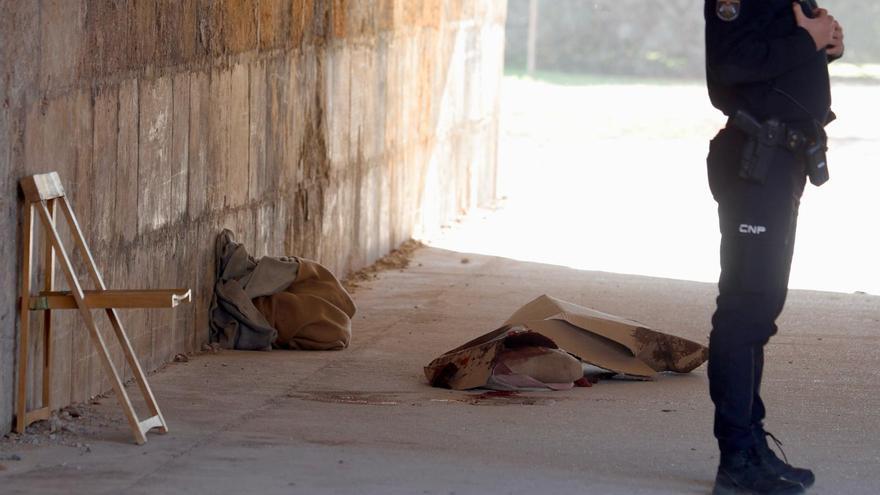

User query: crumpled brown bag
[253,259,356,350]
[210,229,355,351]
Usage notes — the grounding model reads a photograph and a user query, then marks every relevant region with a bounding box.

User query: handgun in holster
[733,111,781,184]
[731,110,830,186]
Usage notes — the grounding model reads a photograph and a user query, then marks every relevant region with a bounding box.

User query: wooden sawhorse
[17,172,191,444]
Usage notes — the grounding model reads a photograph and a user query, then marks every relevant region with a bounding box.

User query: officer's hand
[792,2,836,51]
[827,20,845,58]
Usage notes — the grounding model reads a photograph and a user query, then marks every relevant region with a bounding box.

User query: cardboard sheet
[424,295,708,390]
[424,326,584,390]
[505,295,709,376]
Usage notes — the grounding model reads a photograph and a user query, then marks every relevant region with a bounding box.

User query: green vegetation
[507,0,880,79]
[503,66,704,86]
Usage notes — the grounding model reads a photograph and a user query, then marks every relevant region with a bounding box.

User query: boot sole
[712,481,805,495]
[780,474,815,489]
[713,485,748,495]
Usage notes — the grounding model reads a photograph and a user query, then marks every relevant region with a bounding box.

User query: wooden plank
[227,64,250,208]
[258,0,291,50]
[115,79,140,243]
[35,202,147,445]
[71,89,95,246]
[127,246,151,381]
[39,0,83,91]
[149,246,165,373]
[207,68,231,211]
[145,293,158,376]
[190,222,213,352]
[324,44,351,171]
[91,84,119,246]
[31,289,192,310]
[61,199,165,417]
[19,173,65,203]
[70,91,93,408]
[350,44,376,162]
[138,76,173,233]
[105,304,168,436]
[170,72,191,224]
[134,0,158,67]
[155,239,177,369]
[103,291,169,433]
[248,61,268,204]
[60,196,169,434]
[187,71,209,221]
[222,0,258,54]
[23,406,50,427]
[89,86,120,399]
[264,57,291,196]
[20,93,92,407]
[58,197,106,287]
[41,200,56,409]
[15,204,34,433]
[174,226,198,353]
[290,49,316,186]
[59,193,106,394]
[100,255,127,393]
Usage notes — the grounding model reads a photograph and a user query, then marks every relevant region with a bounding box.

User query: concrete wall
[0,0,507,435]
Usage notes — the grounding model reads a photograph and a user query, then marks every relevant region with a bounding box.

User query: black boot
[713,448,805,495]
[753,429,815,488]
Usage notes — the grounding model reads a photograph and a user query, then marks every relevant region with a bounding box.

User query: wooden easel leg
[58,198,167,435]
[36,201,147,445]
[42,199,56,410]
[15,204,34,434]
[105,309,168,433]
[41,310,52,410]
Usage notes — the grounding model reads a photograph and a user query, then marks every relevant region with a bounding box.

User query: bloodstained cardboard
[425,295,708,390]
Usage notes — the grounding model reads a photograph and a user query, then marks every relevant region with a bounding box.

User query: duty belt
[726,110,829,186]
[727,112,808,152]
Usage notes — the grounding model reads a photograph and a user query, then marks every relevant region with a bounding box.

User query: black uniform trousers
[706,126,807,454]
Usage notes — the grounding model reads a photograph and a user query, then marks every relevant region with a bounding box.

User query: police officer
[704,1,843,494]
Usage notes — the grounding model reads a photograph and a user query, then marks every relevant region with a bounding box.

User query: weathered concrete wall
[0,0,507,435]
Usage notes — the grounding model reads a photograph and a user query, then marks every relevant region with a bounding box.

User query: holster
[729,110,828,186]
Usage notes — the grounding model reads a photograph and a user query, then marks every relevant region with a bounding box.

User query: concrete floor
[1,246,879,494]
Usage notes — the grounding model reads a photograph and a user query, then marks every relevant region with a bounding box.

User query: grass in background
[505,64,880,87]
[504,66,703,86]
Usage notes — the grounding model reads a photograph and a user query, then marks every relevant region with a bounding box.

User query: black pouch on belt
[805,122,829,186]
[733,111,780,184]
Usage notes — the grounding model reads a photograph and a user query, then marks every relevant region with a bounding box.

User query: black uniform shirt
[705,0,832,126]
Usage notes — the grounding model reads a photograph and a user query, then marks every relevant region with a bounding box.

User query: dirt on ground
[1,341,227,451]
[342,240,424,292]
[0,401,117,455]
[0,244,420,449]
